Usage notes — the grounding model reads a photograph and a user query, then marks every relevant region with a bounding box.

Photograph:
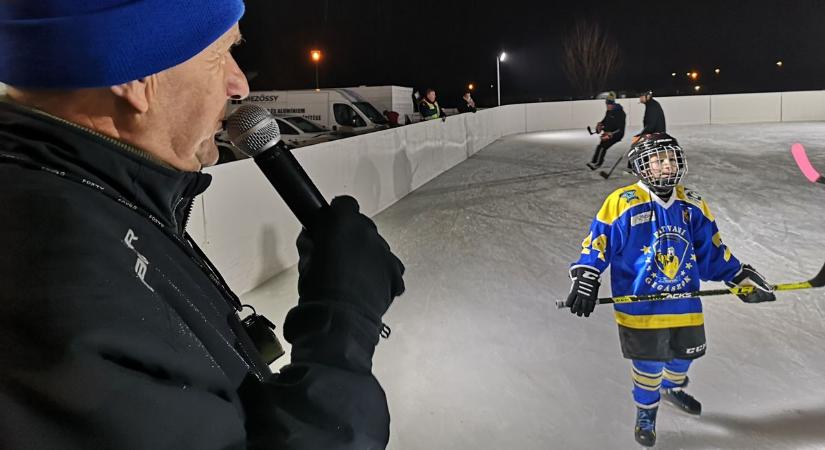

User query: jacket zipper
[25,106,176,170]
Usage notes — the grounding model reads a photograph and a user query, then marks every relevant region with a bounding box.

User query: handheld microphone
[226,104,328,229]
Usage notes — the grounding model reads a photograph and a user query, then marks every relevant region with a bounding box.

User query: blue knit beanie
[0,1,245,89]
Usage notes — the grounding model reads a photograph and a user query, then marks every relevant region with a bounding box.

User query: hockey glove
[566,266,601,317]
[726,264,776,303]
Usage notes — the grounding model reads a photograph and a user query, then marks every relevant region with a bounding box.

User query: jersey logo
[620,190,639,203]
[655,242,684,280]
[685,189,702,202]
[643,225,695,292]
[682,208,691,224]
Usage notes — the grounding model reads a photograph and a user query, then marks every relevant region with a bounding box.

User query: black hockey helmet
[627,133,687,195]
[640,89,653,99]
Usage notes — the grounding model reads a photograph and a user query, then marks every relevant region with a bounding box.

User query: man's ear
[110,78,150,113]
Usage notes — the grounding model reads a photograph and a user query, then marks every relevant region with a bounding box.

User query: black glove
[726,264,776,303]
[566,266,601,317]
[296,196,405,321]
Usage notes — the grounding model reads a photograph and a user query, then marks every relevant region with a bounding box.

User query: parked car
[276,115,339,148]
[214,115,339,164]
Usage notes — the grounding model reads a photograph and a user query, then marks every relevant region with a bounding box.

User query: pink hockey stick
[791,143,824,184]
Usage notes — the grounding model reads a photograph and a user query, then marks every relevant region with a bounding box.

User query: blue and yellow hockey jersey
[572,182,742,330]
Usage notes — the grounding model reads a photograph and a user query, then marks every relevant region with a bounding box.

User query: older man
[0,2,404,449]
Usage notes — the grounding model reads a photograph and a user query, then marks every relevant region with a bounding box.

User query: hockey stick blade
[791,143,824,184]
[808,259,825,288]
[599,156,624,179]
[555,259,825,308]
[587,126,595,135]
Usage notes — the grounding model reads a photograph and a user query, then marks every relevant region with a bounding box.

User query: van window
[284,116,326,133]
[275,118,299,135]
[353,102,388,124]
[333,103,366,128]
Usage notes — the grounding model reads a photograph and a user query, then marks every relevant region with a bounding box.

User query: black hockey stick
[599,154,624,179]
[587,126,596,135]
[791,143,825,184]
[556,260,825,309]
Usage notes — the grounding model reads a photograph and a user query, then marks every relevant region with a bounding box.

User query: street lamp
[310,49,322,90]
[714,68,721,74]
[468,83,475,91]
[776,60,783,67]
[497,51,507,106]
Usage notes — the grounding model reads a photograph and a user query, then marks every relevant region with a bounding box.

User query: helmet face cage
[630,143,688,192]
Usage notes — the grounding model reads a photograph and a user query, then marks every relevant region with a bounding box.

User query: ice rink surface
[243,123,825,449]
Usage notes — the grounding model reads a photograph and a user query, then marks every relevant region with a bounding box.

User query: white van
[228,89,389,136]
[338,86,415,124]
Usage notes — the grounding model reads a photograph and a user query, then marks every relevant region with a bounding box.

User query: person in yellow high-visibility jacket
[418,88,447,121]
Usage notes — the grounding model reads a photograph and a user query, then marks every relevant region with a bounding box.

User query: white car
[215,115,338,164]
[275,116,339,148]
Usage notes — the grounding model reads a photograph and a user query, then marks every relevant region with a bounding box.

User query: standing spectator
[419,88,447,121]
[457,91,477,113]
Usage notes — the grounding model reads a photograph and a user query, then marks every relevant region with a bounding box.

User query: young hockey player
[587,91,626,170]
[565,133,776,447]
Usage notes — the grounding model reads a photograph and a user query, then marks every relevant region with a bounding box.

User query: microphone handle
[253,146,328,229]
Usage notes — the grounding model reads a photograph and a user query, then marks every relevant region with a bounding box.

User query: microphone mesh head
[226,104,281,157]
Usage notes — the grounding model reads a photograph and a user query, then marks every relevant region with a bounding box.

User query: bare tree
[562,20,621,97]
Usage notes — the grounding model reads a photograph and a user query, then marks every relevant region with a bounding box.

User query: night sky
[234,0,825,108]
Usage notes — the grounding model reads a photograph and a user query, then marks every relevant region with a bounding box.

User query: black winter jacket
[637,98,666,136]
[0,100,389,449]
[600,104,626,137]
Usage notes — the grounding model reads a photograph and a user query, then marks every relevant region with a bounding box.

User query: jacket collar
[0,100,211,232]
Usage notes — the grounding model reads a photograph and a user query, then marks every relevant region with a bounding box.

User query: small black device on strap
[241,304,285,364]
